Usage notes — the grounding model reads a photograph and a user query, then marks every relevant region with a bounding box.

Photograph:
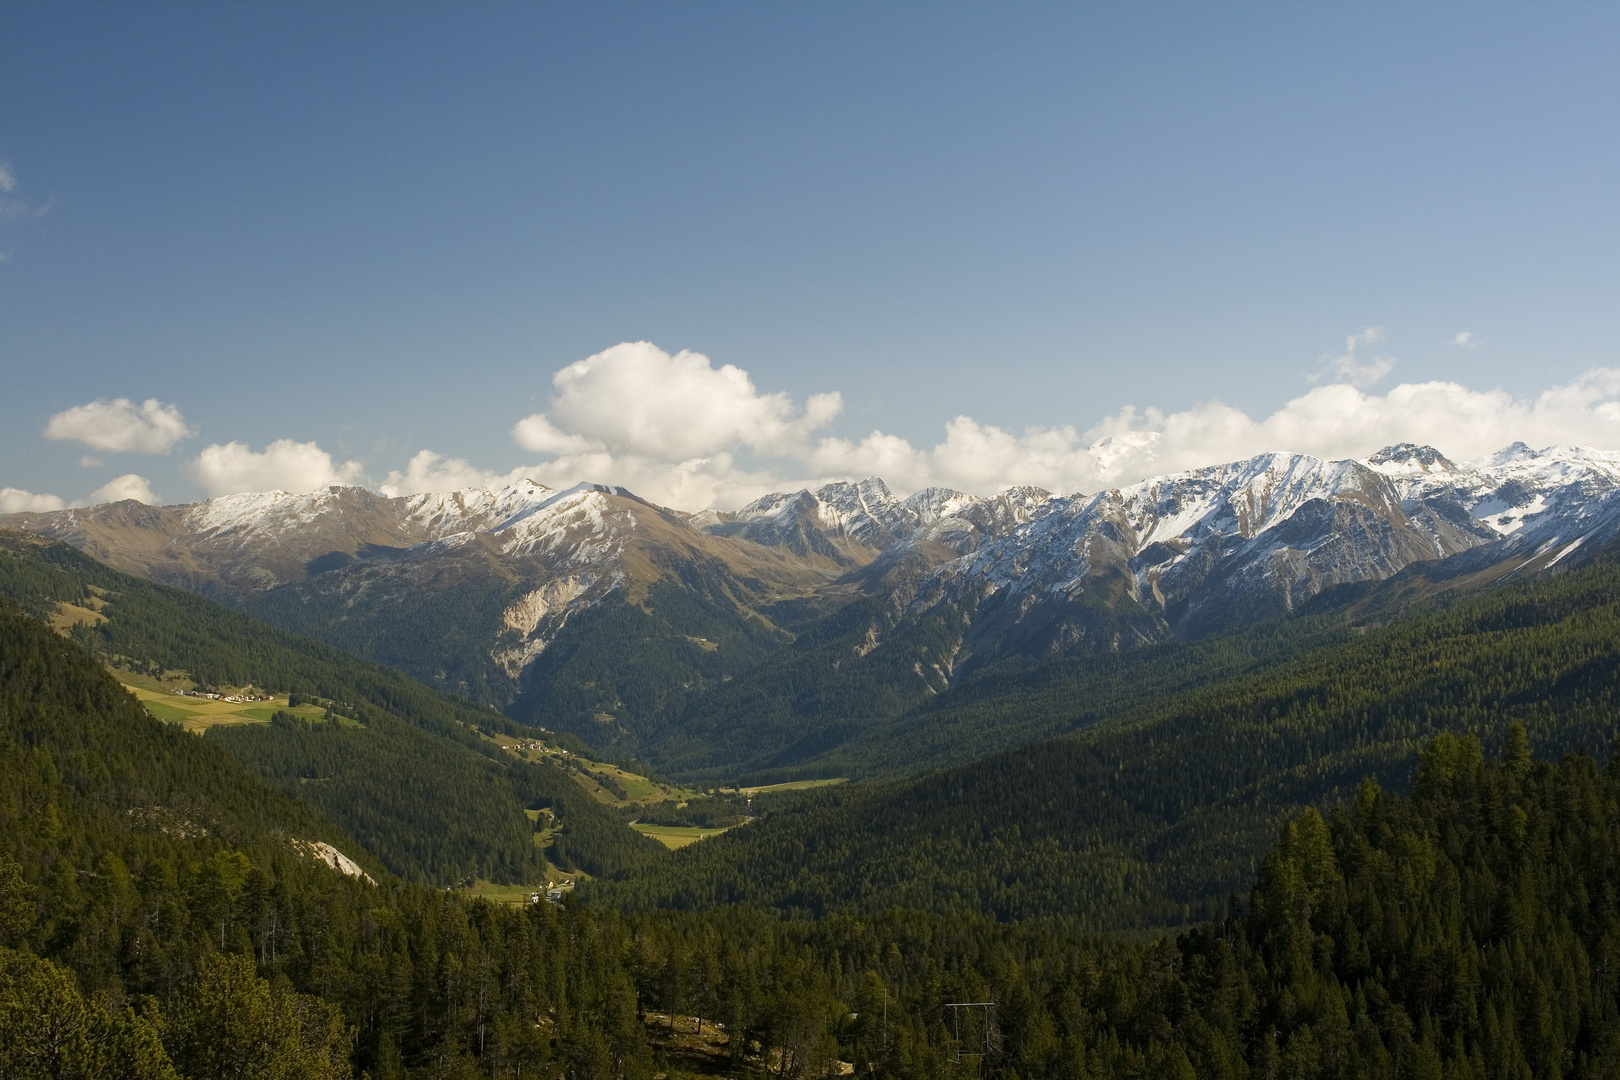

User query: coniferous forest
[8,530,1620,1076]
[8,595,1620,1077]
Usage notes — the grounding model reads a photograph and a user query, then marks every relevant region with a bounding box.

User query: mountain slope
[0,529,664,884]
[0,594,382,886]
[704,478,1051,568]
[0,598,658,1076]
[0,597,376,1076]
[4,483,846,747]
[637,442,1620,777]
[596,545,1620,928]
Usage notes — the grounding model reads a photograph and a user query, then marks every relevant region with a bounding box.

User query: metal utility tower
[943,1001,1001,1077]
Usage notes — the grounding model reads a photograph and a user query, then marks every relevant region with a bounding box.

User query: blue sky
[4,3,1620,510]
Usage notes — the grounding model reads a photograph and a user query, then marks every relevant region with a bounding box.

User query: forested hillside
[503,578,791,756]
[238,533,545,705]
[689,594,1360,785]
[543,541,1553,785]
[0,530,663,885]
[599,551,1620,928]
[6,599,1619,1078]
[636,591,975,776]
[624,737,1620,1079]
[785,555,1525,783]
[0,597,676,1077]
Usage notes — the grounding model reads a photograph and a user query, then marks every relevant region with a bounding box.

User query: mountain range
[8,440,1620,1077]
[9,440,1619,775]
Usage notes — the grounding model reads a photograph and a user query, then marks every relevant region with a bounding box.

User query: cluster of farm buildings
[518,741,567,754]
[170,688,274,704]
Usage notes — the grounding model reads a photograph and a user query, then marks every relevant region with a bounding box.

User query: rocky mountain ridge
[889,441,1620,656]
[8,442,1620,765]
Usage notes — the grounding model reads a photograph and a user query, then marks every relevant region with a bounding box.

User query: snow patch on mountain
[496,485,635,563]
[904,443,1620,651]
[402,478,557,535]
[186,489,321,535]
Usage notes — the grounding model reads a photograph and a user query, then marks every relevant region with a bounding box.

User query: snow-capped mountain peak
[1364,443,1461,476]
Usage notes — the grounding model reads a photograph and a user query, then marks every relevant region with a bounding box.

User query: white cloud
[1,474,156,513]
[73,474,157,507]
[510,414,601,456]
[44,398,194,454]
[513,341,842,460]
[378,450,542,497]
[0,487,66,514]
[1310,327,1395,388]
[0,164,14,192]
[481,340,1620,510]
[78,455,104,468]
[816,368,1620,497]
[1453,331,1481,348]
[186,439,364,497]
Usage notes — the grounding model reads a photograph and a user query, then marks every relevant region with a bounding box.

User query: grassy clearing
[642,1013,731,1070]
[118,680,327,735]
[525,809,562,853]
[731,778,847,796]
[569,762,700,806]
[485,732,701,808]
[631,823,731,850]
[456,879,577,906]
[49,599,107,633]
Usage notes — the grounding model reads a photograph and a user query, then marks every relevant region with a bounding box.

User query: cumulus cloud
[793,368,1620,498]
[1453,331,1481,348]
[0,487,66,514]
[1310,327,1395,388]
[513,342,842,460]
[74,474,157,507]
[378,450,542,497]
[45,398,194,454]
[1065,371,1620,487]
[486,340,848,507]
[187,439,364,497]
[475,340,1620,511]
